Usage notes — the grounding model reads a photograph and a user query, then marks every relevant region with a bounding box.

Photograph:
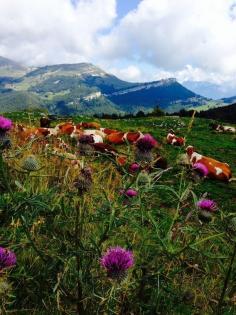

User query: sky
[116,0,140,19]
[0,0,236,97]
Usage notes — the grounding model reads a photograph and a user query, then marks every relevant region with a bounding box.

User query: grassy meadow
[0,111,236,314]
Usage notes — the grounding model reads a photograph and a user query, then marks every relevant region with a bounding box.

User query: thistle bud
[78,135,94,156]
[137,171,152,186]
[21,155,40,172]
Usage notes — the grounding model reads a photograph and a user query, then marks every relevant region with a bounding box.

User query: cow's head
[186,145,195,156]
[209,123,219,130]
[218,125,224,131]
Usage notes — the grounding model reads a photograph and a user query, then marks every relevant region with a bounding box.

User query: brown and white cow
[107,131,143,145]
[70,128,104,143]
[106,132,125,144]
[167,130,185,146]
[210,123,236,133]
[15,124,60,139]
[186,146,232,182]
[57,122,74,135]
[100,128,119,136]
[76,122,101,130]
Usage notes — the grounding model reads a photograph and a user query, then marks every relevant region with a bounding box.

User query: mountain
[106,78,208,112]
[0,56,219,115]
[25,63,133,93]
[221,95,236,104]
[23,64,208,113]
[0,91,42,112]
[0,56,28,77]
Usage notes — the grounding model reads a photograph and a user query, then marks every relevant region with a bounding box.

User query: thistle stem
[217,242,236,314]
[75,198,85,314]
[0,151,12,194]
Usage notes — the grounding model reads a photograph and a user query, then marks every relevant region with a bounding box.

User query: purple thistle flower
[100,246,134,280]
[0,116,12,132]
[120,188,138,198]
[193,163,209,177]
[136,134,157,152]
[0,247,16,271]
[129,163,140,173]
[197,199,217,212]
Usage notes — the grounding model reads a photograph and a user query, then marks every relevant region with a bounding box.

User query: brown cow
[107,131,143,144]
[186,146,232,182]
[76,122,101,129]
[167,130,185,146]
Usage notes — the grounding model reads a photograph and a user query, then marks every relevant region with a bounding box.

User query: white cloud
[108,65,142,82]
[0,0,116,66]
[153,65,236,85]
[0,0,236,96]
[98,0,236,88]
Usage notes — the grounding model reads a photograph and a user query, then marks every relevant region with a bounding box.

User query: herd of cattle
[10,116,235,183]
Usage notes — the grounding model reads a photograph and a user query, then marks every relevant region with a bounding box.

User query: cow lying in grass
[167,130,185,146]
[14,121,148,147]
[186,145,232,182]
[209,123,236,133]
[106,131,144,144]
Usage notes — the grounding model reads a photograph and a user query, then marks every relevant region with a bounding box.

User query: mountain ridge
[0,56,28,77]
[0,56,226,115]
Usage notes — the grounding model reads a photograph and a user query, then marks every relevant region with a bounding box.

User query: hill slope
[0,91,42,113]
[221,95,236,104]
[0,56,220,114]
[0,56,28,77]
[106,78,207,112]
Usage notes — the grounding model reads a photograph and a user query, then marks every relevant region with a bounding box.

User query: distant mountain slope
[0,91,42,113]
[107,79,206,112]
[26,65,206,113]
[221,96,236,104]
[47,95,123,116]
[25,62,134,94]
[26,62,105,77]
[0,56,28,77]
[0,56,223,115]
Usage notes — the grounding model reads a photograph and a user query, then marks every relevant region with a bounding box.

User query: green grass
[0,113,236,314]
